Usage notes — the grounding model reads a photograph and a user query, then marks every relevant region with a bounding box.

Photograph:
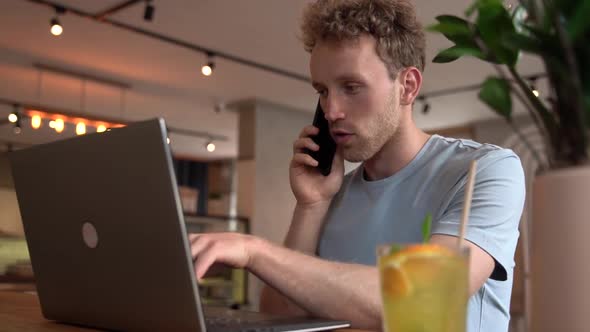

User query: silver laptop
[9,118,350,332]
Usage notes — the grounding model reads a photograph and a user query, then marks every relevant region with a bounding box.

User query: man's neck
[363,120,431,181]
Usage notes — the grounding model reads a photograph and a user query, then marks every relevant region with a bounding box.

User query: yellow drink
[378,244,469,332]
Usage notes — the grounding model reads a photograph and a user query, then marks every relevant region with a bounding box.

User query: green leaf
[429,15,481,49]
[501,31,543,54]
[567,0,590,42]
[476,2,520,66]
[432,45,485,63]
[430,15,472,34]
[478,77,513,119]
[422,213,432,243]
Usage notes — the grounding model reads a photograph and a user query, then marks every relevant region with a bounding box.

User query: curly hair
[301,0,426,79]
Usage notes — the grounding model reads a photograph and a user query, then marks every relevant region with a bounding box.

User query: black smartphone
[306,100,337,176]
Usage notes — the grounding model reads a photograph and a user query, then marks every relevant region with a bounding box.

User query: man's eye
[344,85,360,94]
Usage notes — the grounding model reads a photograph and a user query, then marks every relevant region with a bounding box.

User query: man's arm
[190,232,382,330]
[258,125,346,316]
[260,203,330,316]
[430,234,495,295]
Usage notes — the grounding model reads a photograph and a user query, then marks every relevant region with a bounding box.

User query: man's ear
[398,67,422,106]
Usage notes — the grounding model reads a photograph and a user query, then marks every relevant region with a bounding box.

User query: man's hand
[189,233,261,280]
[290,125,344,206]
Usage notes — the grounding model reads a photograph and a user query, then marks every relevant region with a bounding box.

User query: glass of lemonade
[377,243,470,332]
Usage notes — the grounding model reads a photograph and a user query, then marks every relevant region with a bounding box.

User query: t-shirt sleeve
[431,149,526,281]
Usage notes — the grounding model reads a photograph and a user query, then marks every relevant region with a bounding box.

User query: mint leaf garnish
[389,244,402,255]
[422,213,432,243]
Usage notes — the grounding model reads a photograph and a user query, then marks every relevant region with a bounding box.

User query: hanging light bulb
[54,118,65,133]
[31,115,42,129]
[206,141,216,152]
[49,120,55,128]
[8,113,18,123]
[50,17,63,36]
[96,124,107,133]
[167,137,171,144]
[76,121,86,135]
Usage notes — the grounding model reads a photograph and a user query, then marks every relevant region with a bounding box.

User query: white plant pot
[531,165,590,332]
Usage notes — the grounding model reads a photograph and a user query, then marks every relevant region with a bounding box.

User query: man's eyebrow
[311,75,364,89]
[334,74,365,82]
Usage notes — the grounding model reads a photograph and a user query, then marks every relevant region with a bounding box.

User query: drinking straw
[458,160,477,248]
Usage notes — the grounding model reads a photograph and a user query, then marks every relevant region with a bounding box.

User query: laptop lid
[10,118,206,331]
[9,117,351,332]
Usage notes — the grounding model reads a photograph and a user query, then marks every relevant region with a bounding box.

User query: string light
[96,124,107,133]
[54,118,65,133]
[31,115,42,129]
[75,121,86,135]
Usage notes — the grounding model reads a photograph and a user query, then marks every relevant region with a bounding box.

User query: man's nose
[323,96,345,122]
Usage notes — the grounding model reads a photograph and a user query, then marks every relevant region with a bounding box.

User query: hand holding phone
[306,100,337,176]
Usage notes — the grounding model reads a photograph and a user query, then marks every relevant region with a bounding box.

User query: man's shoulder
[431,135,521,169]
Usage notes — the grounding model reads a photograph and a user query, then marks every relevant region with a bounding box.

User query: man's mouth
[332,129,354,144]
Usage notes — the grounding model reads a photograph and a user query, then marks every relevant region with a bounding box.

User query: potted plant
[428,1,589,331]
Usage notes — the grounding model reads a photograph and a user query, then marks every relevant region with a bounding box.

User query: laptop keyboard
[204,306,279,332]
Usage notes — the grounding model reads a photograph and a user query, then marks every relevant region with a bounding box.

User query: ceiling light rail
[27,0,311,83]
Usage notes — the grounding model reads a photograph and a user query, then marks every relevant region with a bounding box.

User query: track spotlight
[417,96,430,114]
[50,6,66,36]
[50,18,63,36]
[13,117,22,135]
[206,140,216,152]
[144,1,155,22]
[8,104,19,123]
[422,102,431,114]
[528,75,540,97]
[8,113,18,123]
[201,53,215,77]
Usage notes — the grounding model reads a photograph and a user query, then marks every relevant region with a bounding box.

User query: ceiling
[0,0,544,159]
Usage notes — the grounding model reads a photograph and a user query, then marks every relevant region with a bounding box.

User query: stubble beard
[342,93,400,163]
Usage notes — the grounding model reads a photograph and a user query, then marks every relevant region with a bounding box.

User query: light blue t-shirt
[318,135,525,332]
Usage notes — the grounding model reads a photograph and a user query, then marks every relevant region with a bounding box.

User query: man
[189,1,525,331]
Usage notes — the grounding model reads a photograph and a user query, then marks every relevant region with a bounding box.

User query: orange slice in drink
[380,244,455,298]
